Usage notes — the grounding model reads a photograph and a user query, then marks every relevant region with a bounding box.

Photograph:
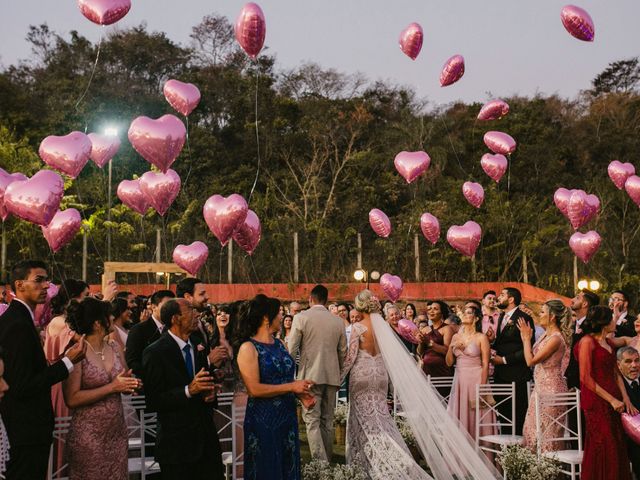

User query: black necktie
[632,380,639,391]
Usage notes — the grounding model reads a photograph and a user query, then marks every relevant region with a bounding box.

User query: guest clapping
[417,301,454,392]
[210,305,235,390]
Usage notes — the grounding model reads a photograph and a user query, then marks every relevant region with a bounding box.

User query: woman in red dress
[578,306,636,480]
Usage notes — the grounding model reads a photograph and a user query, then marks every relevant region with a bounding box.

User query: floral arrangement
[334,402,349,426]
[302,459,366,480]
[497,445,561,480]
[394,415,417,448]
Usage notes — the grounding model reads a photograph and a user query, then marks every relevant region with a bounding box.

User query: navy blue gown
[244,338,300,480]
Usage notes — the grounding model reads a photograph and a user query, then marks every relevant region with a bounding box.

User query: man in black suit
[0,260,86,479]
[491,287,534,435]
[617,345,640,478]
[126,289,175,378]
[142,298,224,479]
[611,290,637,338]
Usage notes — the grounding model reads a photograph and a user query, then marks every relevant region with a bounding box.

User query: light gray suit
[288,304,347,461]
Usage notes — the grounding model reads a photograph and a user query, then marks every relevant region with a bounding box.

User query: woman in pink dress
[446,306,495,442]
[518,299,572,452]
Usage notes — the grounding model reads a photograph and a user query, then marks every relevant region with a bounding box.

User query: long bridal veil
[370,312,500,480]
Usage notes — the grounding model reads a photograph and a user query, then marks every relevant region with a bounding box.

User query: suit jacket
[142,332,221,466]
[493,307,534,383]
[615,311,637,338]
[564,328,586,390]
[0,300,69,446]
[288,305,347,386]
[126,317,163,378]
[623,378,640,410]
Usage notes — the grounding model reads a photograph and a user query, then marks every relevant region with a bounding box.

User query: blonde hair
[545,299,573,347]
[354,289,381,314]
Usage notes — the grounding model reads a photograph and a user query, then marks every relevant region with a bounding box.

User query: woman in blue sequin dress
[237,295,316,480]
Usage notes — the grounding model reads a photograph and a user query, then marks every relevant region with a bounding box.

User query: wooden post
[522,245,528,284]
[414,234,420,281]
[471,254,477,282]
[357,232,362,269]
[227,240,233,284]
[293,232,299,283]
[155,228,161,263]
[82,228,88,282]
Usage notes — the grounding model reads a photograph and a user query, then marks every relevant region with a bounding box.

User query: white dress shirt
[168,330,195,398]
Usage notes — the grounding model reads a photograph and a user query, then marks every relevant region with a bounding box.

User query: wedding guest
[279,314,294,346]
[578,306,634,480]
[0,260,86,479]
[386,305,415,353]
[177,278,213,349]
[337,303,350,328]
[288,301,302,317]
[481,291,499,340]
[210,304,234,391]
[565,289,600,391]
[446,306,494,442]
[328,303,338,315]
[617,346,640,477]
[349,309,362,324]
[237,294,316,479]
[610,316,640,352]
[611,290,636,338]
[404,303,417,325]
[116,291,139,323]
[518,299,572,452]
[418,301,454,394]
[0,284,6,304]
[491,287,534,435]
[0,348,9,478]
[63,297,139,480]
[108,297,131,356]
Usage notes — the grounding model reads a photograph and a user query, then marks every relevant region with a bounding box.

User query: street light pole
[107,159,112,261]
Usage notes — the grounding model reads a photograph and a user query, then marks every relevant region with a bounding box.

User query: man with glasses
[0,260,87,479]
[611,290,637,338]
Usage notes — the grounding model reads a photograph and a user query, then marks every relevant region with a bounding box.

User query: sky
[1,1,639,106]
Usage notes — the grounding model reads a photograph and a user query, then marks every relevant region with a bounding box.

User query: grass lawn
[298,417,346,465]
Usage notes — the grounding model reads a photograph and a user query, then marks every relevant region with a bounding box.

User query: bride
[341,290,499,480]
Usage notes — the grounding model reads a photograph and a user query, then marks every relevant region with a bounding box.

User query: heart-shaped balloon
[554,187,574,218]
[235,3,266,59]
[41,209,82,252]
[483,131,516,155]
[172,241,209,276]
[447,221,482,257]
[561,5,594,42]
[622,413,640,446]
[567,190,599,230]
[0,169,28,221]
[39,131,92,178]
[117,179,150,215]
[608,161,635,190]
[77,0,131,25]
[462,181,485,208]
[420,213,440,245]
[380,273,403,302]
[4,170,64,226]
[233,209,262,255]
[586,194,600,216]
[128,115,186,173]
[394,151,431,183]
[569,231,601,263]
[139,169,181,217]
[203,194,249,247]
[87,133,120,168]
[0,304,7,317]
[480,153,508,183]
[399,23,423,60]
[397,319,419,345]
[369,209,391,238]
[626,176,640,207]
[440,54,465,87]
[163,79,202,117]
[477,99,510,121]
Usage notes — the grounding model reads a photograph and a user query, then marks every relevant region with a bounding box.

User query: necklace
[87,340,106,361]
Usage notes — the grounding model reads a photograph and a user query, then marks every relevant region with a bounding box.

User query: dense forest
[1,15,640,298]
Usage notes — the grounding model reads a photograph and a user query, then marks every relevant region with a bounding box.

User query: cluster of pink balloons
[203,194,262,255]
[554,188,601,263]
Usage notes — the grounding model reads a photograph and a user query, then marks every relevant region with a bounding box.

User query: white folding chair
[214,392,235,480]
[535,390,582,480]
[428,375,455,406]
[122,394,146,452]
[126,396,160,479]
[232,400,247,480]
[475,382,523,458]
[47,416,71,480]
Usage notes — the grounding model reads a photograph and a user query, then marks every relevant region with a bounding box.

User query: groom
[288,285,347,461]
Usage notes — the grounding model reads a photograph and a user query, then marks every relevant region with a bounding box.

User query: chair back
[428,375,455,406]
[475,382,516,439]
[48,416,72,480]
[534,390,582,455]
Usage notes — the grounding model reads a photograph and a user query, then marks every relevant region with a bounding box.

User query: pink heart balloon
[626,176,640,207]
[369,209,391,238]
[172,241,209,276]
[235,3,266,59]
[608,160,635,190]
[87,133,120,168]
[567,190,599,230]
[440,54,465,87]
[0,304,7,317]
[569,231,601,263]
[233,209,262,255]
[203,194,249,247]
[163,79,201,117]
[394,151,431,184]
[4,170,64,226]
[622,413,640,446]
[462,181,485,209]
[397,319,419,345]
[139,169,181,217]
[77,0,131,25]
[481,154,508,183]
[128,115,186,173]
[117,179,150,215]
[477,99,510,121]
[586,194,600,216]
[554,187,575,218]
[420,213,440,245]
[39,131,92,178]
[0,169,28,221]
[483,131,516,155]
[561,5,594,42]
[399,23,423,60]
[447,221,482,258]
[380,273,403,302]
[41,209,82,252]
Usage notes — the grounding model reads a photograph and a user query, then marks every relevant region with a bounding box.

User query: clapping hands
[517,318,533,342]
[111,369,142,394]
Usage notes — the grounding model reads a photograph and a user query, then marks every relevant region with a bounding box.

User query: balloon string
[181,115,194,198]
[74,29,103,113]
[439,114,468,178]
[247,255,260,295]
[248,68,261,204]
[218,245,225,284]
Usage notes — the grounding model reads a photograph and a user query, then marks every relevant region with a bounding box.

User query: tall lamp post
[353,268,380,289]
[104,126,119,261]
